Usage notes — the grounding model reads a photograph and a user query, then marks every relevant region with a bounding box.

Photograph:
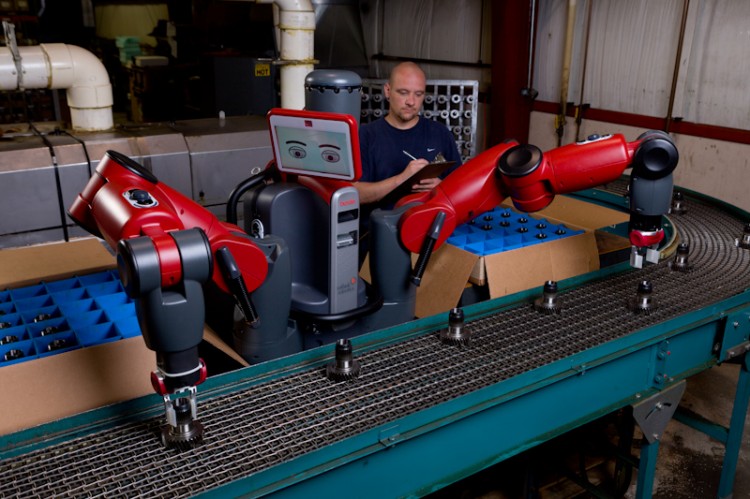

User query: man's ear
[383,82,391,100]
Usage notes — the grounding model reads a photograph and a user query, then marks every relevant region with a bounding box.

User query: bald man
[356,62,462,205]
[354,62,461,262]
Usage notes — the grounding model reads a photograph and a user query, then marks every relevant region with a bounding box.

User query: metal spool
[326,338,361,381]
[669,242,693,272]
[534,280,562,315]
[628,280,657,314]
[440,307,471,346]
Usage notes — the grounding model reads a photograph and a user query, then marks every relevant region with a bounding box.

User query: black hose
[226,165,276,225]
[55,128,93,178]
[29,122,69,241]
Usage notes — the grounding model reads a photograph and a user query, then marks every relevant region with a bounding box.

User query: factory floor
[428,361,750,498]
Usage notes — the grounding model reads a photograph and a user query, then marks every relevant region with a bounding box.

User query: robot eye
[289,146,307,159]
[321,150,340,163]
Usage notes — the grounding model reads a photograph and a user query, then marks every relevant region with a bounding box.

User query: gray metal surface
[1,191,750,497]
[0,135,83,237]
[177,116,272,209]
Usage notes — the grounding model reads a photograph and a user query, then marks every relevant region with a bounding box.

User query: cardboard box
[0,238,156,435]
[415,196,630,318]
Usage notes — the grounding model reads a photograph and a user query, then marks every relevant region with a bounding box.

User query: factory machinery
[0,115,276,249]
[1,106,750,498]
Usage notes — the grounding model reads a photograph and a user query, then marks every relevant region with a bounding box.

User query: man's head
[384,62,426,129]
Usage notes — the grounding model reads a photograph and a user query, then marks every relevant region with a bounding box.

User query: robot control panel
[263,108,364,318]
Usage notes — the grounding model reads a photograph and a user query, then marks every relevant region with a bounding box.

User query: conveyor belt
[2,190,749,498]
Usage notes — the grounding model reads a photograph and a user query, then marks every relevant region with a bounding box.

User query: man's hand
[400,158,429,180]
[399,159,442,192]
[354,158,439,204]
[412,176,441,192]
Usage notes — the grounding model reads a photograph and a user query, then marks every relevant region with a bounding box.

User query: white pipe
[0,43,113,131]
[258,0,315,110]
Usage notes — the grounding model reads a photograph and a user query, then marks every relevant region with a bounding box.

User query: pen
[403,150,417,161]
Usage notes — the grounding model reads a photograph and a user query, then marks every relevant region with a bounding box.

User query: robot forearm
[398,132,678,265]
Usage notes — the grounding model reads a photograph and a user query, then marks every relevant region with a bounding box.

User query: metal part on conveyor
[628,280,657,315]
[534,280,562,315]
[669,242,693,272]
[440,307,471,346]
[326,338,361,381]
[736,223,750,249]
[2,187,750,498]
[161,396,204,450]
[670,190,687,215]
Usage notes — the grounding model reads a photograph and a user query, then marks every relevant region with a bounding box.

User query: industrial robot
[68,108,677,449]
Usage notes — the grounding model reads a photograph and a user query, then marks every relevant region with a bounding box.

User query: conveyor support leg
[672,354,750,498]
[632,381,686,499]
[717,354,750,499]
[636,439,660,499]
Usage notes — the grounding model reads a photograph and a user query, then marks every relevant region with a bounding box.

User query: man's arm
[355,158,429,203]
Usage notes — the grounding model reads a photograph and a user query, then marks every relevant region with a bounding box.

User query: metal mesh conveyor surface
[2,190,750,497]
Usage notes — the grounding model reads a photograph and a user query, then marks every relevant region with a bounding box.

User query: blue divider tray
[447,206,584,257]
[0,270,141,367]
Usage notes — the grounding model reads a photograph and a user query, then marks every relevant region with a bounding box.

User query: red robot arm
[68,150,270,448]
[399,132,678,270]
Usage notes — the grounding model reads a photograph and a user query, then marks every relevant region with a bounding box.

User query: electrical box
[207,56,278,117]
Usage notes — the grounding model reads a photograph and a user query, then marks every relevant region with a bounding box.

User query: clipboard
[383,160,455,204]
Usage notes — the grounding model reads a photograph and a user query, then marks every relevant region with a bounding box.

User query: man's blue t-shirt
[356,116,463,261]
[358,117,462,186]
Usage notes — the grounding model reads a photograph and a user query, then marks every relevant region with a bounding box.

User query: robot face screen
[268,110,361,181]
[276,126,350,176]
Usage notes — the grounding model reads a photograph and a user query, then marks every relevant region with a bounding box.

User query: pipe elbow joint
[43,44,113,109]
[43,44,113,130]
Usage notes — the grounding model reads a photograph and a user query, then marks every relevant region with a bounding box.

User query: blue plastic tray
[447,206,584,256]
[0,270,141,366]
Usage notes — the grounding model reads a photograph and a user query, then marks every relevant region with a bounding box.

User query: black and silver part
[440,307,471,346]
[161,387,204,450]
[627,280,657,314]
[736,223,750,250]
[329,186,361,315]
[534,280,562,314]
[669,242,693,272]
[670,190,687,215]
[325,338,361,381]
[628,131,679,268]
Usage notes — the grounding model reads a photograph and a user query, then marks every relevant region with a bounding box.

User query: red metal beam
[490,0,533,146]
[531,100,750,145]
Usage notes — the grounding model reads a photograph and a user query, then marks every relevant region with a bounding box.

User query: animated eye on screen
[276,126,351,177]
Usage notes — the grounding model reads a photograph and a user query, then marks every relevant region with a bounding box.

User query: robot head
[267,108,362,182]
